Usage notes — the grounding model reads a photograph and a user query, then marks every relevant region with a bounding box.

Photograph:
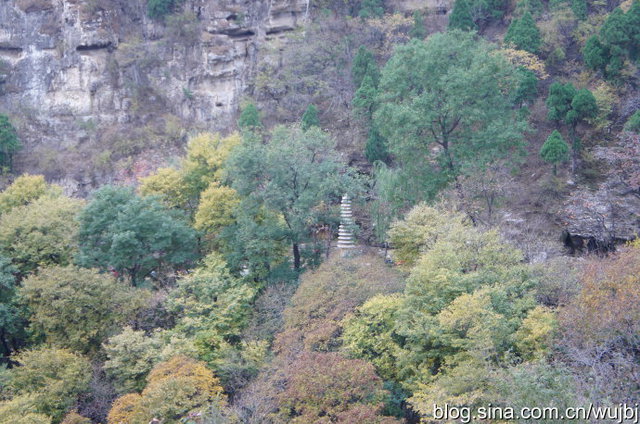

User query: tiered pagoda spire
[337,194,356,251]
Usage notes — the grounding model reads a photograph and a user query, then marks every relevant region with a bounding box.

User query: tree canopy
[228,125,356,269]
[540,130,569,175]
[3,347,91,422]
[19,265,141,353]
[301,104,320,131]
[504,11,541,53]
[374,31,527,203]
[76,185,197,284]
[0,196,83,275]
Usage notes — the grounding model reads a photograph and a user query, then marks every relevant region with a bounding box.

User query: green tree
[625,110,640,132]
[588,7,631,79]
[583,36,609,73]
[167,253,257,346]
[342,294,404,381]
[567,88,598,127]
[409,10,427,39]
[546,84,596,172]
[147,0,183,19]
[353,74,391,164]
[540,130,569,175]
[493,362,577,418]
[353,74,378,119]
[513,67,538,105]
[19,265,141,353]
[301,104,320,130]
[0,114,20,171]
[375,31,527,204]
[6,347,91,422]
[352,46,380,89]
[571,0,587,20]
[358,0,384,18]
[217,200,290,282]
[103,327,164,393]
[0,196,83,275]
[448,0,476,30]
[601,8,629,51]
[237,102,262,132]
[365,127,391,164]
[546,82,577,122]
[0,255,25,360]
[627,0,640,60]
[390,209,536,389]
[228,125,355,269]
[76,186,197,285]
[504,12,541,53]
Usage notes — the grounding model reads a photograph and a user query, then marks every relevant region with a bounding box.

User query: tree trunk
[293,243,301,270]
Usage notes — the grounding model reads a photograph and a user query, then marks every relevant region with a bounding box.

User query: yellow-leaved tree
[0,174,62,215]
[139,132,241,222]
[107,356,230,424]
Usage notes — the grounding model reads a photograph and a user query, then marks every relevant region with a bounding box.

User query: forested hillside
[1,0,640,423]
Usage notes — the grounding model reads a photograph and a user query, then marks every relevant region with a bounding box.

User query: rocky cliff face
[563,133,640,252]
[0,0,311,192]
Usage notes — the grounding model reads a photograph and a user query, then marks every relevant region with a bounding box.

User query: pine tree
[601,8,630,50]
[359,0,384,18]
[567,88,598,126]
[301,104,320,130]
[504,11,541,53]
[364,127,390,164]
[352,46,380,89]
[353,75,378,119]
[0,114,20,171]
[238,103,262,131]
[409,10,427,39]
[540,130,569,175]
[624,110,640,132]
[571,0,587,21]
[583,36,608,73]
[449,0,476,31]
[513,67,538,105]
[516,0,544,16]
[626,0,640,60]
[546,82,577,122]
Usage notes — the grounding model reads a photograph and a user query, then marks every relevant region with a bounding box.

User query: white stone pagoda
[337,194,356,252]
